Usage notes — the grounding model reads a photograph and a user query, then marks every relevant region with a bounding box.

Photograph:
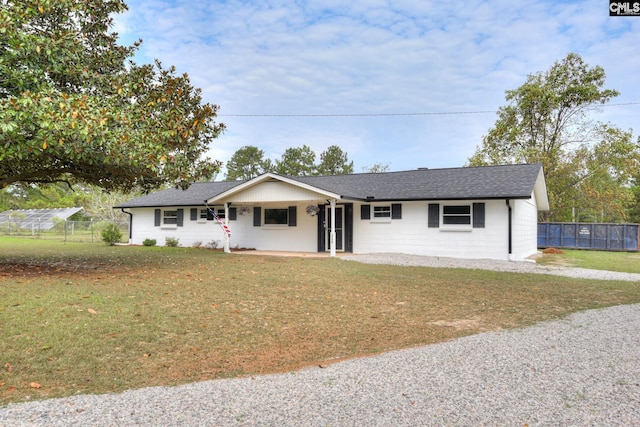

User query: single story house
[115,163,549,261]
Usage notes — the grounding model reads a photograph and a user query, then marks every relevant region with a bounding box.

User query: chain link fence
[0,220,130,243]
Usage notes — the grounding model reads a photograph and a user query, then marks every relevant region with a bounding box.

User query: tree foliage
[469,53,639,221]
[317,145,354,175]
[0,182,134,222]
[225,145,355,179]
[225,146,272,180]
[361,162,391,173]
[0,0,225,192]
[275,144,316,176]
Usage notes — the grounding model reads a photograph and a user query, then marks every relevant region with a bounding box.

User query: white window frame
[264,208,288,227]
[441,204,472,230]
[198,208,209,223]
[162,209,178,229]
[198,207,225,223]
[372,205,392,223]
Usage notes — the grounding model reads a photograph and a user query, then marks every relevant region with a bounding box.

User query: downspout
[120,208,133,242]
[505,199,512,256]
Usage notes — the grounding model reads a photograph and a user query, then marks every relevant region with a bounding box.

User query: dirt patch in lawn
[0,261,110,277]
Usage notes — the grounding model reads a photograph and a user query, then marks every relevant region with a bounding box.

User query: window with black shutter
[288,206,297,226]
[253,207,261,226]
[428,204,439,228]
[473,203,485,228]
[391,204,402,219]
[361,205,370,220]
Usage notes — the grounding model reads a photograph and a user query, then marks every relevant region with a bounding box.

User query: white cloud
[115,0,640,174]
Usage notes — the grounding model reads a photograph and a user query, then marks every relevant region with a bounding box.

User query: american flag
[207,206,231,238]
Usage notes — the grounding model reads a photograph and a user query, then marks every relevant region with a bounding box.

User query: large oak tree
[0,0,224,192]
[469,53,639,222]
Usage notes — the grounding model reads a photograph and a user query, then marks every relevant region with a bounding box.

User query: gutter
[505,199,512,256]
[121,208,133,241]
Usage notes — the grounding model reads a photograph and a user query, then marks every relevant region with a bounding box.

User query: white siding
[127,198,539,260]
[230,202,318,252]
[225,181,326,203]
[128,207,228,247]
[510,193,539,260]
[353,200,512,260]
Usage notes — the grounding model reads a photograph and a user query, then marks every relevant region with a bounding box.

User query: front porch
[231,250,345,258]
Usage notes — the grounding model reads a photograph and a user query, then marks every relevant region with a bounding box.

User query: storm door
[325,206,344,251]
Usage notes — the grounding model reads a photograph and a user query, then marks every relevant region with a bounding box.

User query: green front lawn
[1,238,639,405]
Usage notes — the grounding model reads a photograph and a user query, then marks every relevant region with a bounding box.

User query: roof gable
[207,173,341,204]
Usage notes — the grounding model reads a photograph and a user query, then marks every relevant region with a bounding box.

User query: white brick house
[116,163,549,261]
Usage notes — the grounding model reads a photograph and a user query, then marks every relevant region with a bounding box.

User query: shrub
[143,238,157,247]
[192,241,203,248]
[206,240,219,249]
[165,236,180,247]
[101,223,123,246]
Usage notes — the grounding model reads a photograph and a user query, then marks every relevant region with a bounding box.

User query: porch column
[330,199,337,257]
[224,202,231,254]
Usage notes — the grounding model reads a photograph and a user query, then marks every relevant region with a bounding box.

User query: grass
[1,238,639,405]
[536,248,640,273]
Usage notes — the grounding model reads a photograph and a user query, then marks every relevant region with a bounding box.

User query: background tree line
[225,144,355,180]
[1,0,638,227]
[469,53,640,224]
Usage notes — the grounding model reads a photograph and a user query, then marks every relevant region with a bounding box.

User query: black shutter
[190,208,198,221]
[154,209,161,226]
[391,203,402,219]
[344,203,353,252]
[317,206,325,252]
[288,206,297,226]
[361,205,370,220]
[229,207,237,221]
[473,203,485,228]
[253,207,261,226]
[176,209,184,227]
[428,204,440,228]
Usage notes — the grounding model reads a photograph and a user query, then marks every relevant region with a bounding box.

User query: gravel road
[1,254,639,426]
[342,252,640,281]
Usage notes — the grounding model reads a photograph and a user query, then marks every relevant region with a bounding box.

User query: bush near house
[101,223,122,246]
[143,238,157,247]
[165,236,180,247]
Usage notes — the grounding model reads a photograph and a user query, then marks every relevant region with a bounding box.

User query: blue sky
[114,0,640,177]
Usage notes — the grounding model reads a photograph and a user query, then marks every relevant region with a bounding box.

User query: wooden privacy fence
[538,223,639,251]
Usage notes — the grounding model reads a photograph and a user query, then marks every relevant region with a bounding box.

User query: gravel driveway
[1,254,639,426]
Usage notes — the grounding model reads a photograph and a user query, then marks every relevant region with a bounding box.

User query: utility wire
[218,102,640,117]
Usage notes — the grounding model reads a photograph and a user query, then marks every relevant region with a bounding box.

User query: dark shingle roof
[116,181,242,208]
[116,164,544,207]
[294,163,543,201]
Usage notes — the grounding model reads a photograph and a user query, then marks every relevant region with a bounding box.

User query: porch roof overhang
[206,173,342,205]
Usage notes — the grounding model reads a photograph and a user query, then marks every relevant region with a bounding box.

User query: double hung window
[163,210,178,225]
[442,205,471,225]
